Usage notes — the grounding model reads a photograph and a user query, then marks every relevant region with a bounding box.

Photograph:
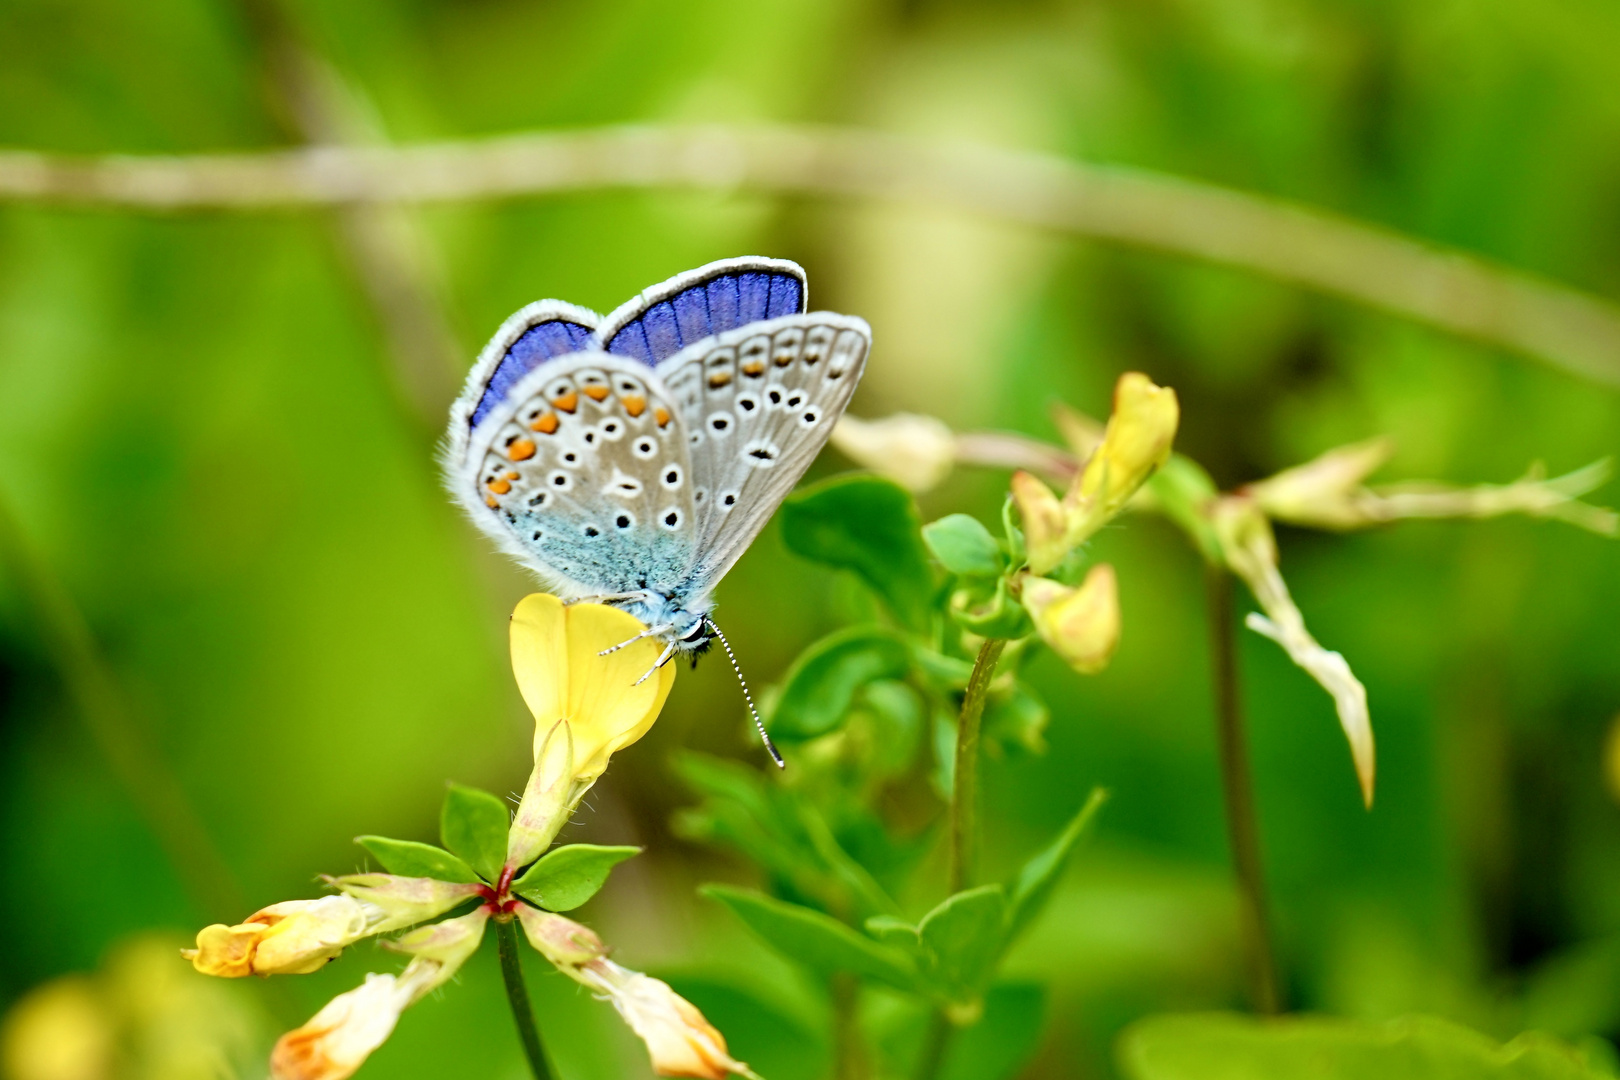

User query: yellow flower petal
[562,602,677,782]
[510,593,569,732]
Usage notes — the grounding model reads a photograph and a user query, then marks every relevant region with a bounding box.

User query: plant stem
[830,973,868,1080]
[496,916,554,1080]
[950,636,1007,894]
[1205,564,1282,1014]
[913,1009,952,1080]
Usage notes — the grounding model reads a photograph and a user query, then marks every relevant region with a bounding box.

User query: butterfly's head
[671,612,713,656]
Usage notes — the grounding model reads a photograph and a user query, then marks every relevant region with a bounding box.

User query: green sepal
[702,884,918,991]
[781,475,935,632]
[923,514,1005,578]
[917,885,1006,1005]
[1005,787,1107,942]
[1147,454,1221,563]
[770,625,912,740]
[1001,494,1026,566]
[948,576,1033,639]
[511,843,641,911]
[440,784,510,882]
[355,835,480,884]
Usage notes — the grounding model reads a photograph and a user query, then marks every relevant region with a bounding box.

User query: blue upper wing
[597,257,807,365]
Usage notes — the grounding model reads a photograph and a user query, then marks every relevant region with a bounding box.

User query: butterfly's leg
[599,624,672,657]
[633,641,678,686]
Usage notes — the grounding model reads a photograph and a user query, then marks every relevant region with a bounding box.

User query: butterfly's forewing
[450,355,697,599]
[595,257,807,365]
[657,313,871,589]
[447,299,603,461]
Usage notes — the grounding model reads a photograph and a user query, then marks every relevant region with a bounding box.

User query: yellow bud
[1077,373,1179,517]
[183,896,375,978]
[1011,471,1069,575]
[1245,438,1394,530]
[1022,565,1120,675]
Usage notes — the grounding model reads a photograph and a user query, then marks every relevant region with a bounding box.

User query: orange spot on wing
[654,407,671,428]
[485,495,500,508]
[741,360,765,377]
[487,478,512,495]
[507,439,537,461]
[531,413,559,435]
[621,394,646,417]
[707,372,733,389]
[774,352,793,366]
[552,391,578,413]
[583,385,610,402]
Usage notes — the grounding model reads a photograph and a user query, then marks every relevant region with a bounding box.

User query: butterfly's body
[444,258,870,664]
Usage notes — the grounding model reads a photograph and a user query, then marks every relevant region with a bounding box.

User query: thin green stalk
[0,495,244,922]
[913,1010,951,1080]
[496,916,553,1080]
[830,973,868,1080]
[1205,565,1282,1014]
[949,636,1007,896]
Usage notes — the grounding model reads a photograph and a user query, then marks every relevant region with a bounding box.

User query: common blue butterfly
[444,257,871,751]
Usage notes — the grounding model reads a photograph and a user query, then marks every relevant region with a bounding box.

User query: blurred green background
[1,0,1618,1078]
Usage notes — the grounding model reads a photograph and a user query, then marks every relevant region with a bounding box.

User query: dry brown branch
[4,124,1620,388]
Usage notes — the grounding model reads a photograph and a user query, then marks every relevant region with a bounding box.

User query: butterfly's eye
[661,465,684,489]
[681,622,709,643]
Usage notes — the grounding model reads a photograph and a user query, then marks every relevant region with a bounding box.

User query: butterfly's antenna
[705,618,785,769]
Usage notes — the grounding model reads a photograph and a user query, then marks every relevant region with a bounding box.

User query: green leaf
[1117,1013,1613,1080]
[511,843,641,911]
[355,835,480,884]
[440,784,510,882]
[948,576,1032,639]
[781,475,935,632]
[918,885,1006,1003]
[770,626,912,739]
[701,885,918,991]
[1006,788,1107,941]
[982,680,1049,755]
[923,514,1005,577]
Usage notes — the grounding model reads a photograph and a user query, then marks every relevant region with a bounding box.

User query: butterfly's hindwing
[658,312,871,588]
[596,257,807,365]
[459,355,696,598]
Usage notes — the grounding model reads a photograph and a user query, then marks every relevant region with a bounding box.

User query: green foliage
[439,783,510,882]
[510,844,640,911]
[940,983,1049,1080]
[700,885,918,991]
[923,514,1006,578]
[769,626,912,740]
[918,885,1007,1007]
[1005,788,1109,941]
[780,475,936,632]
[1117,1013,1615,1080]
[355,836,481,884]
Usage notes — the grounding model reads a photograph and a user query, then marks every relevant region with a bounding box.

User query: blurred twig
[229,0,463,427]
[0,494,245,922]
[3,124,1620,387]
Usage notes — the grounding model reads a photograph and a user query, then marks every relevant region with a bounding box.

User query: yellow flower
[184,896,376,978]
[270,911,487,1080]
[1010,471,1069,576]
[1075,372,1179,518]
[1022,565,1121,675]
[505,594,676,872]
[576,960,759,1080]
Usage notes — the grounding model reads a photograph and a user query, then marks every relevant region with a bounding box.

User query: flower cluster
[183,595,757,1080]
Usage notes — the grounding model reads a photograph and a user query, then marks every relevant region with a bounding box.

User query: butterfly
[443,257,871,757]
